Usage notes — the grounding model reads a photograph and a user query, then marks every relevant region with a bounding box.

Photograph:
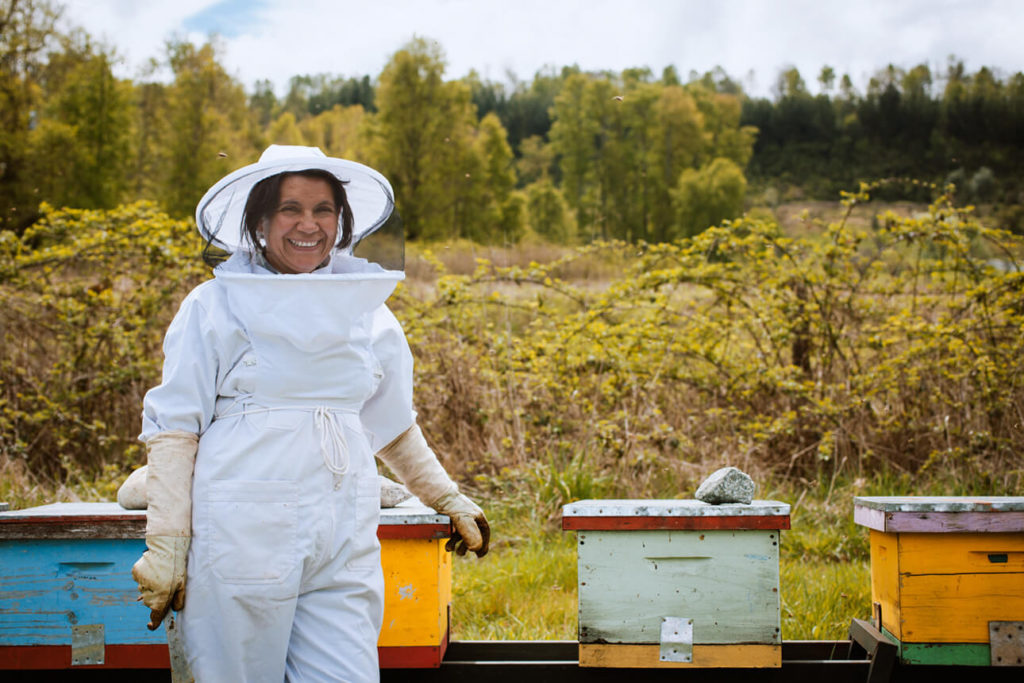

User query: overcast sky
[61,0,1023,98]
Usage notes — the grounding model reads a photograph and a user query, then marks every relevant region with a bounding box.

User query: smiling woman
[244,172,349,274]
[124,144,491,681]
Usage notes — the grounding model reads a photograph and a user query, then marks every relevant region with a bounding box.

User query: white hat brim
[195,155,394,251]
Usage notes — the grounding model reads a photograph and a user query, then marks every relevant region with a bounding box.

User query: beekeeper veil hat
[195,145,404,270]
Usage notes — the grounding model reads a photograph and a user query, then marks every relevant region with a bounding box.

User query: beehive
[854,496,1024,666]
[563,499,790,668]
[0,499,451,671]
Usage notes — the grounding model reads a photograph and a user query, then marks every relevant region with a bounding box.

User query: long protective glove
[131,430,198,630]
[377,424,490,558]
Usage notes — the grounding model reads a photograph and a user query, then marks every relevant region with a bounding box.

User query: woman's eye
[315,206,337,216]
[279,206,300,214]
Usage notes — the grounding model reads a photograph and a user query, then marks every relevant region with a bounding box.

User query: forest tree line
[3,0,1024,246]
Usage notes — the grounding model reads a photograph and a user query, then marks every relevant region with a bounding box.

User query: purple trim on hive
[854,505,1024,533]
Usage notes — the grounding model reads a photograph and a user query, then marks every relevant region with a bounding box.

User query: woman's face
[263,175,339,274]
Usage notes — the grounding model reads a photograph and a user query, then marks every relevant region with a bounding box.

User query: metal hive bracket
[990,621,1024,667]
[659,616,693,663]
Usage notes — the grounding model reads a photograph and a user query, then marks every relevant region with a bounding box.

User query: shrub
[0,202,206,477]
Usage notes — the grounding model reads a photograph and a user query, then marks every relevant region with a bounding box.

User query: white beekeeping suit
[133,146,488,682]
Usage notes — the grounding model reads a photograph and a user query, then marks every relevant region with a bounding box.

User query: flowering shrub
[401,185,1024,496]
[0,202,206,477]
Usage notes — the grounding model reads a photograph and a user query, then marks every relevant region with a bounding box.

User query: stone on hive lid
[695,466,755,505]
[380,476,413,508]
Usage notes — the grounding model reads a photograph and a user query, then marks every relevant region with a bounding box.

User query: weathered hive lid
[0,500,450,540]
[562,499,791,531]
[854,496,1024,533]
[377,498,452,539]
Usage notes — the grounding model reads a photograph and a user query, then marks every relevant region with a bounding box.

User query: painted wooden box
[562,499,791,669]
[854,496,1024,667]
[0,499,451,671]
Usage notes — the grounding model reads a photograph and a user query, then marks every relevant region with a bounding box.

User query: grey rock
[117,466,148,509]
[695,466,755,505]
[380,476,413,508]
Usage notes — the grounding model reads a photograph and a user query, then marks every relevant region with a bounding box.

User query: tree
[33,37,134,208]
[367,37,482,241]
[671,157,746,237]
[300,104,366,159]
[548,72,599,235]
[471,111,518,242]
[525,177,574,243]
[0,0,62,230]
[818,66,836,93]
[516,134,555,185]
[266,111,304,146]
[158,39,251,217]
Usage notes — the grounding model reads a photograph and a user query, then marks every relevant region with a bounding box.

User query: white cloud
[60,0,1024,96]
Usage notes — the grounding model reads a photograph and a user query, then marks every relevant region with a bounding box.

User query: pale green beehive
[563,499,790,669]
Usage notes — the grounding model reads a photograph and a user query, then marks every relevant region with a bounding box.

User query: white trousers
[180,410,385,682]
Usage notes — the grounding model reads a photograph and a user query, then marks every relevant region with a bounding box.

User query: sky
[61,0,1024,98]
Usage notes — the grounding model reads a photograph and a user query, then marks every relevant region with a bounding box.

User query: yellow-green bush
[0,202,206,479]
[399,185,1024,499]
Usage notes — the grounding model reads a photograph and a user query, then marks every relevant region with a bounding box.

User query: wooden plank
[563,515,790,531]
[0,644,169,669]
[884,511,1024,533]
[0,503,144,519]
[377,524,450,540]
[378,644,444,669]
[0,539,165,648]
[0,520,146,540]
[378,538,451,648]
[0,641,451,670]
[854,496,1024,513]
[564,499,790,518]
[853,505,887,532]
[899,642,991,666]
[898,572,1024,642]
[896,532,1024,575]
[578,643,781,668]
[577,530,780,645]
[868,531,903,641]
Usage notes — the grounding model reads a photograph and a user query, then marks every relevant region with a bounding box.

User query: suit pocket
[204,480,299,584]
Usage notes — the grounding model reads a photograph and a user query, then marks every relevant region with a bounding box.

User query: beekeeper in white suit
[131,145,489,682]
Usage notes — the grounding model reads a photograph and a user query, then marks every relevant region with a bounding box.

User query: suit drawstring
[215,403,352,485]
[315,405,350,476]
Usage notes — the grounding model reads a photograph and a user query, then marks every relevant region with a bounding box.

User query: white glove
[377,424,490,557]
[131,430,197,630]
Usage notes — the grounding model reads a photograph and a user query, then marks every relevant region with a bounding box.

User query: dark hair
[241,169,354,256]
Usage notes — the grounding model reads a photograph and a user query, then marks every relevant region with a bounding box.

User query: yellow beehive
[855,496,1024,667]
[377,502,453,668]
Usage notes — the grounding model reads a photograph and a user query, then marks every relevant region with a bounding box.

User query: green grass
[452,530,578,640]
[780,559,870,641]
